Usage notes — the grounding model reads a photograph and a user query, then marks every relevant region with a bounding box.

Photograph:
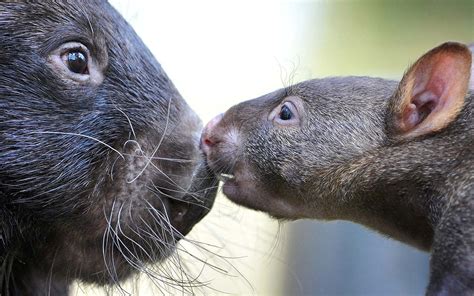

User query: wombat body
[0,1,216,295]
[202,42,473,294]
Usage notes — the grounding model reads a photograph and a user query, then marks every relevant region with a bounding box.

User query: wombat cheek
[222,178,261,210]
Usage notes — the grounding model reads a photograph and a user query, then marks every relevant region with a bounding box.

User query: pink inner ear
[403,91,438,130]
[403,54,461,132]
[394,42,471,138]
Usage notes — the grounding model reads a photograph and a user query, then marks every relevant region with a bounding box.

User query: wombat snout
[201,113,223,155]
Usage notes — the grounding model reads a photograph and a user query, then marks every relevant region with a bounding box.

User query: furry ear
[387,42,472,139]
[468,43,474,90]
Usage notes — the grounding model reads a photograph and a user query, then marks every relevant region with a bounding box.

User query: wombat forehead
[294,77,397,100]
[2,2,126,56]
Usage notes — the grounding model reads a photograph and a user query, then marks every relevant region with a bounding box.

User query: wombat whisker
[143,262,204,293]
[102,197,235,294]
[133,216,202,291]
[128,227,167,261]
[147,178,198,202]
[174,245,229,275]
[107,206,152,292]
[210,153,237,174]
[190,184,221,195]
[147,183,190,196]
[181,237,226,252]
[265,222,285,261]
[114,106,137,140]
[140,205,180,260]
[111,231,149,280]
[32,131,125,159]
[150,173,220,197]
[102,201,125,287]
[162,250,201,292]
[122,139,143,154]
[132,157,195,199]
[46,247,60,296]
[108,228,139,289]
[174,260,212,290]
[120,141,194,163]
[182,232,255,292]
[123,153,195,163]
[147,183,215,209]
[116,206,156,264]
[128,98,172,183]
[178,232,253,280]
[164,258,216,294]
[276,56,300,94]
[142,199,176,236]
[137,213,174,247]
[180,238,244,267]
[110,155,121,181]
[148,186,213,211]
[125,223,160,254]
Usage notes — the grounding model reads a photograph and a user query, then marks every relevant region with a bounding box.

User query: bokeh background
[74,0,473,295]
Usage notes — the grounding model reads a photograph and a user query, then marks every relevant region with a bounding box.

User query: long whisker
[114,105,137,140]
[32,131,125,160]
[127,98,172,183]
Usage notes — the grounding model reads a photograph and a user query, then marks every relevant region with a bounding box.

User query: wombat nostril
[200,134,219,155]
[204,138,214,147]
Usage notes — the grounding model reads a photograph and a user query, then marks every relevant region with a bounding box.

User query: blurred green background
[76,0,473,295]
[306,0,473,77]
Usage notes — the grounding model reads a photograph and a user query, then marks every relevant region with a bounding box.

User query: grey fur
[203,43,473,295]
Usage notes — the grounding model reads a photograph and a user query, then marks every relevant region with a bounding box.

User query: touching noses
[200,113,223,155]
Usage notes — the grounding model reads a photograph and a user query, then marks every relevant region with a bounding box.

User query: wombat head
[201,77,393,219]
[201,42,472,220]
[0,0,217,288]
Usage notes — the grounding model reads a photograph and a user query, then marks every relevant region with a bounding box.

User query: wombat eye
[66,50,89,74]
[269,98,302,126]
[49,42,103,85]
[279,105,293,120]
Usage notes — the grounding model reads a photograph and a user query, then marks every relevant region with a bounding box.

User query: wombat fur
[202,42,473,295]
[0,1,217,295]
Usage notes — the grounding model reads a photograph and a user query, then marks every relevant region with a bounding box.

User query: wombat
[0,1,217,295]
[201,42,473,295]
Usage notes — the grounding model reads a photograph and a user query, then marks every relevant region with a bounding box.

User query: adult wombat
[0,1,217,295]
[202,42,473,295]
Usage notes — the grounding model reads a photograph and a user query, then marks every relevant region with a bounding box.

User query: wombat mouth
[168,161,218,237]
[215,169,250,205]
[218,173,235,182]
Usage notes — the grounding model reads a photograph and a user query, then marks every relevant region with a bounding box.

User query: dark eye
[66,50,88,74]
[279,105,293,120]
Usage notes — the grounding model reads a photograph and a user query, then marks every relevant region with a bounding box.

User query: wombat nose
[201,113,223,154]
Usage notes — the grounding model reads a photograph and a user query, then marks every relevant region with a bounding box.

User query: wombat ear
[387,42,472,139]
[469,43,474,90]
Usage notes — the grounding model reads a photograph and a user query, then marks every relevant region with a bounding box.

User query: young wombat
[201,42,473,295]
[0,1,217,295]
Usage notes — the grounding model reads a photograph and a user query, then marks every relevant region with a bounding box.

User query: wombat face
[0,0,216,284]
[201,77,393,219]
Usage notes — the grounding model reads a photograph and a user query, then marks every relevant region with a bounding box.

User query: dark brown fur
[0,1,217,295]
[202,42,473,295]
